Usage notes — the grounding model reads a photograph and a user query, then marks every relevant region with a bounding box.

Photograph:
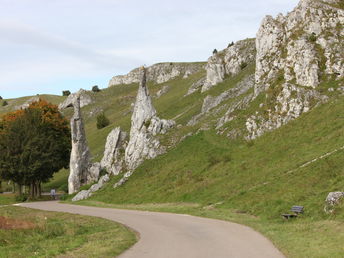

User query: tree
[228,41,234,48]
[62,90,71,96]
[2,100,8,106]
[0,99,71,198]
[92,85,101,92]
[96,112,110,129]
[213,49,218,55]
[0,96,2,100]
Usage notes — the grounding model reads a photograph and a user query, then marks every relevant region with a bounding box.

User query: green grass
[0,206,137,257]
[0,194,16,205]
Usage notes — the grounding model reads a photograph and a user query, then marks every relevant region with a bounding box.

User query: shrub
[15,194,28,202]
[0,96,2,99]
[213,49,218,55]
[240,62,248,70]
[308,32,317,42]
[62,90,71,96]
[228,41,234,48]
[96,112,110,129]
[92,85,101,92]
[2,100,8,106]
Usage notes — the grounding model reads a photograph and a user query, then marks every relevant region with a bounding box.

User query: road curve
[19,201,285,258]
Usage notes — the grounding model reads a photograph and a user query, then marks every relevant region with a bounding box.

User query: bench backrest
[291,206,304,213]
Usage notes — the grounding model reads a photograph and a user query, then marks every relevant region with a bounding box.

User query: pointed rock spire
[125,67,175,171]
[68,94,92,194]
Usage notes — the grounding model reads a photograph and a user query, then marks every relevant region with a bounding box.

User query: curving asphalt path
[19,201,285,258]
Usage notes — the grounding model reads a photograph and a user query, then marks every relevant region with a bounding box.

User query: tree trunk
[38,182,42,197]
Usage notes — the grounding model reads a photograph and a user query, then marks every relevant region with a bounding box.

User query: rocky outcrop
[324,191,344,213]
[109,62,205,87]
[202,39,256,92]
[202,75,254,113]
[68,95,99,194]
[185,77,206,96]
[72,174,110,202]
[15,96,40,110]
[245,0,342,139]
[187,75,254,126]
[246,83,328,139]
[125,67,175,171]
[100,127,127,175]
[255,0,344,95]
[58,89,93,110]
[156,85,170,98]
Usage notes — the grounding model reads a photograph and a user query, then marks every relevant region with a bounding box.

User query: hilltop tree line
[0,100,71,198]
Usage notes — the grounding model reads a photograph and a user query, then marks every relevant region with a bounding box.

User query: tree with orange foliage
[0,99,71,198]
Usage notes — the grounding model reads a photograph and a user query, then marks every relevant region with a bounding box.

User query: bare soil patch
[0,215,35,230]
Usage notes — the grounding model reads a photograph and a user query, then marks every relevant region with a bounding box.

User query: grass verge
[0,206,137,258]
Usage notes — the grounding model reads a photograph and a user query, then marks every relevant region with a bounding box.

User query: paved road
[19,201,285,258]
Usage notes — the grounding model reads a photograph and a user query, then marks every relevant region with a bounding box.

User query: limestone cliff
[201,39,256,92]
[108,62,205,87]
[255,0,343,95]
[245,0,343,139]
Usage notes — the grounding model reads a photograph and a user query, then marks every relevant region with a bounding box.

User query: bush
[308,32,317,42]
[92,85,101,92]
[59,194,69,200]
[0,96,2,100]
[240,62,248,70]
[15,194,28,202]
[2,100,8,106]
[62,90,71,96]
[228,41,234,48]
[212,49,218,55]
[96,112,110,129]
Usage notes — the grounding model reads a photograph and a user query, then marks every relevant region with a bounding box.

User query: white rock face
[125,67,175,171]
[202,75,255,113]
[246,83,328,139]
[59,89,93,110]
[68,95,98,194]
[255,0,344,95]
[72,174,110,202]
[188,75,254,126]
[100,127,127,175]
[245,0,342,139]
[202,39,256,92]
[324,191,344,213]
[109,63,205,87]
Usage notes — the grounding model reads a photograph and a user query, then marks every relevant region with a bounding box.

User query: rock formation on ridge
[108,62,204,87]
[59,89,93,110]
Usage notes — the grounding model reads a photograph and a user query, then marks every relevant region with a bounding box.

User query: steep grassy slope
[90,92,344,218]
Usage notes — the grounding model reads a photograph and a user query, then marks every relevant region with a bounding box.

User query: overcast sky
[0,0,299,99]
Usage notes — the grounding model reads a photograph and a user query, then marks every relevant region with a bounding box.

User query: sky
[0,0,299,99]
